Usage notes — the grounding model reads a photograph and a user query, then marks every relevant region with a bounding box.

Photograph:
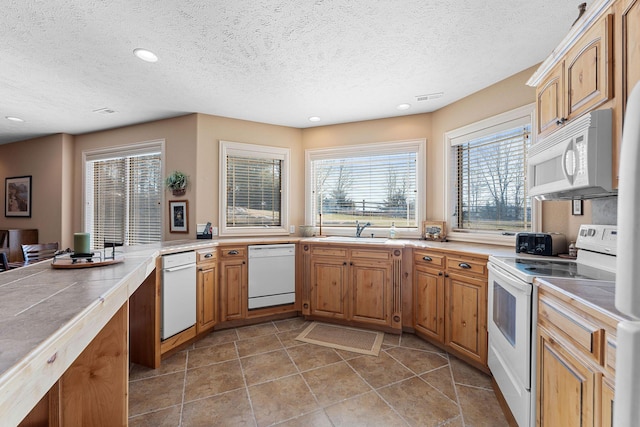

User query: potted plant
[165,170,188,196]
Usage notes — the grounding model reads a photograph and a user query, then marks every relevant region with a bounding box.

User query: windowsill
[311,226,422,240]
[446,231,516,247]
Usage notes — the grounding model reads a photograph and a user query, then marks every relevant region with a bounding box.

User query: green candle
[74,233,90,254]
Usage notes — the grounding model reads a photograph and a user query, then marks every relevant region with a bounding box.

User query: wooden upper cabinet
[537,63,564,137]
[565,13,614,120]
[621,0,640,116]
[535,13,613,139]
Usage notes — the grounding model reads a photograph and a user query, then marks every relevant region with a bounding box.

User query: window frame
[444,104,540,245]
[82,139,165,248]
[219,140,290,237]
[305,139,426,238]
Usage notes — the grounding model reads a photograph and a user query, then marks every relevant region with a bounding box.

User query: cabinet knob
[438,271,443,276]
[556,117,567,125]
[343,262,347,266]
[458,262,471,269]
[422,256,432,262]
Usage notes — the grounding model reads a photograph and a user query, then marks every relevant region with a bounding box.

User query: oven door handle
[488,262,532,295]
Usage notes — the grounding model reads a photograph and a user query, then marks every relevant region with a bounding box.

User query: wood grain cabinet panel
[445,274,486,365]
[537,63,565,137]
[220,251,247,321]
[414,265,445,342]
[310,257,349,319]
[350,260,392,326]
[537,327,597,427]
[621,0,640,113]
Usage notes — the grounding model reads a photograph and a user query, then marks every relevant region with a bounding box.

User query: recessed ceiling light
[397,103,411,110]
[133,48,158,63]
[5,116,24,122]
[309,116,321,122]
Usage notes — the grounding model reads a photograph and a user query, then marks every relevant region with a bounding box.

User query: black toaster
[515,232,567,256]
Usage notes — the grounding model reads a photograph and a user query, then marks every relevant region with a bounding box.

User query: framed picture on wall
[5,175,32,218]
[169,200,188,233]
[572,199,583,216]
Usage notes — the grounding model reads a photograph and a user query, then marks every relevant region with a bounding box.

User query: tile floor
[129,317,510,427]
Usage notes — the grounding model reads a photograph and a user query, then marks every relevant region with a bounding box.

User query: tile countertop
[0,236,514,425]
[534,277,629,322]
[0,239,216,426]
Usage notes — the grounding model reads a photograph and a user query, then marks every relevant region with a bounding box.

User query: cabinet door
[601,376,615,427]
[350,260,392,326]
[310,257,348,319]
[621,0,640,115]
[537,328,596,427]
[566,14,613,120]
[197,263,217,333]
[445,273,487,365]
[537,62,565,137]
[220,259,246,321]
[414,265,445,343]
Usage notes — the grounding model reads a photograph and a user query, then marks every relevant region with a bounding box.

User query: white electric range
[487,224,617,427]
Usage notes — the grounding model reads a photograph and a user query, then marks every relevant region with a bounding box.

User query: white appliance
[488,225,616,427]
[614,83,640,427]
[161,251,196,340]
[248,244,295,309]
[528,108,613,200]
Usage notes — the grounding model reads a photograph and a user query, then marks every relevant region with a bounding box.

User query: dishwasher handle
[164,263,196,273]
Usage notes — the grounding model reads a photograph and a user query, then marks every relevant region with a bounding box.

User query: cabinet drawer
[196,248,217,264]
[219,247,247,259]
[538,295,604,364]
[310,246,348,258]
[413,251,445,269]
[446,257,487,277]
[350,248,391,261]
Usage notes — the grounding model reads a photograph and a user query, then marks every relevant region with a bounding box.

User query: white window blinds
[452,125,532,232]
[85,144,162,248]
[307,140,424,229]
[226,156,282,227]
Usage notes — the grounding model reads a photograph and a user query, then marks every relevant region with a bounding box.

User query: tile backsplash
[591,196,617,225]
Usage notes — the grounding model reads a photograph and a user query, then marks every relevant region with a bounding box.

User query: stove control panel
[576,224,617,255]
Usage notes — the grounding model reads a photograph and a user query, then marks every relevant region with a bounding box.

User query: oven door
[487,262,533,427]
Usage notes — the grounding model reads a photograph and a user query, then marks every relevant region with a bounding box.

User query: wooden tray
[51,254,124,269]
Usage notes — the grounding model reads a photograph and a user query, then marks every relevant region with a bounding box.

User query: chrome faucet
[355,221,371,237]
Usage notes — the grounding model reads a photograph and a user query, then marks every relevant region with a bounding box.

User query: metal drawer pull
[228,250,239,255]
[204,253,213,258]
[458,262,471,269]
[422,256,432,262]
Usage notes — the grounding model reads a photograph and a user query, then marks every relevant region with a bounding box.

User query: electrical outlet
[211,227,218,236]
[289,225,295,234]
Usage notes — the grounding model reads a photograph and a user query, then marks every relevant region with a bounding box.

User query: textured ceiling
[0,1,581,144]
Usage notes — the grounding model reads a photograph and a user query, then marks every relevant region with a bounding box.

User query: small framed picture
[422,220,447,241]
[169,200,188,233]
[5,175,32,217]
[572,199,583,216]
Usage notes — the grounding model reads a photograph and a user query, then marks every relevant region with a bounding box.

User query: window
[84,141,163,249]
[447,105,534,238]
[306,140,425,235]
[220,140,290,236]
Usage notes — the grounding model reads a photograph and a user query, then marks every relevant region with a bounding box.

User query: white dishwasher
[161,251,196,340]
[248,244,296,309]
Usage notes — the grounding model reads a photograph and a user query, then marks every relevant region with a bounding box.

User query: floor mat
[295,322,384,356]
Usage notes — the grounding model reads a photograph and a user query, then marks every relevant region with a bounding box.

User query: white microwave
[528,109,613,200]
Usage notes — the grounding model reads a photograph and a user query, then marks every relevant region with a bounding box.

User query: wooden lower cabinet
[413,249,488,368]
[536,283,619,427]
[303,244,401,332]
[414,263,445,342]
[218,246,247,321]
[310,256,348,319]
[445,273,487,366]
[196,248,218,334]
[537,327,597,427]
[20,303,129,427]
